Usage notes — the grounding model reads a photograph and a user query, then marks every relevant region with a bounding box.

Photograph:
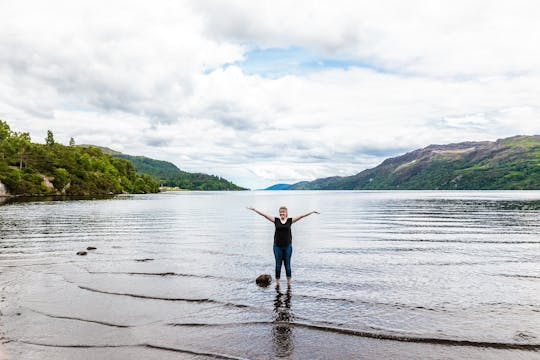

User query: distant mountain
[86,148,246,191]
[264,183,292,190]
[264,181,309,190]
[286,135,540,190]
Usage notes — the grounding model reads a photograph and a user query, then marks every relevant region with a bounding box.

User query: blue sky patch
[228,46,386,78]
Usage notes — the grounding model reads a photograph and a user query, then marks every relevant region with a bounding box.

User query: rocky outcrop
[42,176,55,191]
[0,181,8,196]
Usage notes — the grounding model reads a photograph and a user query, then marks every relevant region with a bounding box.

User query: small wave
[319,247,441,255]
[77,285,258,311]
[16,340,129,349]
[0,260,77,268]
[28,308,131,328]
[292,293,440,313]
[480,302,540,312]
[411,259,537,266]
[145,344,252,360]
[495,274,540,280]
[16,340,250,360]
[78,285,216,303]
[514,331,537,341]
[87,271,178,276]
[83,269,250,282]
[368,238,540,244]
[166,321,540,350]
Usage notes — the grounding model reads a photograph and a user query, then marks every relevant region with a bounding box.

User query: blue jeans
[273,244,292,279]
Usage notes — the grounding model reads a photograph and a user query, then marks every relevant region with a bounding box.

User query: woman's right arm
[247,207,274,222]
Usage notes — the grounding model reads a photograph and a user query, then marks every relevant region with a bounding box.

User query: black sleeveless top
[274,217,292,247]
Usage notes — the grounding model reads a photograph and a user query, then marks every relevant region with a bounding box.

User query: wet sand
[0,337,10,360]
[1,261,539,359]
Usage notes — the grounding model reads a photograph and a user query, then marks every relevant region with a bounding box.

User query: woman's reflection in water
[272,284,294,357]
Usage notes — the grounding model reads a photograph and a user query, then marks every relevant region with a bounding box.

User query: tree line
[0,120,159,196]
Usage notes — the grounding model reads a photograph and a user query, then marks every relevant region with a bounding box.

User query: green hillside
[0,120,159,196]
[113,154,181,180]
[113,154,246,191]
[288,135,540,190]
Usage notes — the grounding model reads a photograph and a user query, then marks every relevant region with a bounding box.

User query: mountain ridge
[274,135,540,190]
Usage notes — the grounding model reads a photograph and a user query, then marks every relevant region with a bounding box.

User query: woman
[247,206,320,287]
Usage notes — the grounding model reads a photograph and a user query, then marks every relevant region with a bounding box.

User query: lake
[1,191,539,359]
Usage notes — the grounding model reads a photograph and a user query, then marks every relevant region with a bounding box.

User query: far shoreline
[0,193,119,206]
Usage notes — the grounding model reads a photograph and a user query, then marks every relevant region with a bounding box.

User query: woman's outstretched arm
[292,211,320,223]
[247,207,274,222]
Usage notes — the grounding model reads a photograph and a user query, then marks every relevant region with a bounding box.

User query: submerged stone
[76,251,87,256]
[87,246,97,250]
[256,274,272,287]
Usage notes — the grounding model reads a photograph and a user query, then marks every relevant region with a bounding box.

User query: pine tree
[46,130,55,146]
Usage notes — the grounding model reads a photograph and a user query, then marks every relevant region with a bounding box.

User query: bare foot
[287,278,291,287]
[275,280,280,288]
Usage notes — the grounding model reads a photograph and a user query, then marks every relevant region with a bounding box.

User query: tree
[1,120,161,196]
[69,137,75,146]
[13,132,31,170]
[53,168,70,191]
[0,120,10,141]
[46,130,55,146]
[0,120,11,161]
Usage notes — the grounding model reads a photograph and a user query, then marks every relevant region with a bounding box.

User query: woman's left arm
[292,210,320,223]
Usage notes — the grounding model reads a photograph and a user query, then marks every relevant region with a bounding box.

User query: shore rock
[256,274,272,287]
[86,246,97,250]
[76,251,87,256]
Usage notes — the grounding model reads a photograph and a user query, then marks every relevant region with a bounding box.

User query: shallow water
[1,191,539,359]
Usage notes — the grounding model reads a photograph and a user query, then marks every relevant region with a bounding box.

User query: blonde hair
[279,206,288,212]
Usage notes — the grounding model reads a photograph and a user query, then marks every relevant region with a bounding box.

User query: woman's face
[279,208,287,220]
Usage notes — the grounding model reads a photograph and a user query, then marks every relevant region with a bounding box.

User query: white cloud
[193,0,540,77]
[0,0,244,120]
[1,1,540,189]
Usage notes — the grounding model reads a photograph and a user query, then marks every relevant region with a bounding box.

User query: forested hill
[89,148,246,191]
[0,120,159,196]
[286,135,540,190]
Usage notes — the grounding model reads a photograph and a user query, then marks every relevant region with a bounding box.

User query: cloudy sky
[1,1,539,189]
